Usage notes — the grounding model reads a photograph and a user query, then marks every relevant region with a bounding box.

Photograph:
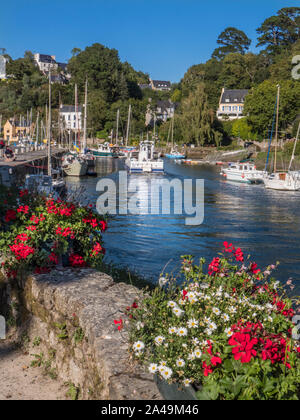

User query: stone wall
[12,268,161,400]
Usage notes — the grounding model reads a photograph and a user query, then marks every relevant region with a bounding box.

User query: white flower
[159,277,168,287]
[187,319,199,329]
[204,316,212,324]
[221,313,230,322]
[176,359,186,368]
[212,307,221,316]
[178,299,186,306]
[200,283,210,289]
[168,301,178,309]
[161,367,173,380]
[229,306,237,314]
[187,291,196,300]
[177,327,188,337]
[225,328,233,338]
[267,316,273,323]
[155,336,165,346]
[204,328,213,336]
[136,322,144,331]
[169,327,178,335]
[149,363,158,374]
[133,341,145,352]
[183,379,192,387]
[188,352,196,361]
[173,307,185,318]
[194,349,202,358]
[192,337,200,346]
[208,322,217,331]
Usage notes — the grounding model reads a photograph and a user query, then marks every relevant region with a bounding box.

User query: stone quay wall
[7,268,161,400]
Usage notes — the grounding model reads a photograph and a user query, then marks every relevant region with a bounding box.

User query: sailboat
[165,116,186,159]
[263,86,300,191]
[62,83,88,176]
[25,70,66,198]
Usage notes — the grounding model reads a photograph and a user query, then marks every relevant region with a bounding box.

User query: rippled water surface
[66,158,300,290]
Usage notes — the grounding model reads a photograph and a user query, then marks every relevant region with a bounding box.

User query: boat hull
[165,154,186,159]
[63,161,88,177]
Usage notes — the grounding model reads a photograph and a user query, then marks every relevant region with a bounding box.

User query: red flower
[229,333,258,363]
[223,241,235,253]
[210,356,222,367]
[99,221,107,232]
[17,205,29,214]
[19,189,29,197]
[91,242,104,257]
[30,215,40,225]
[4,209,17,222]
[234,248,244,263]
[26,225,37,231]
[69,254,86,267]
[49,252,58,265]
[10,243,35,260]
[208,257,221,276]
[15,233,31,243]
[114,319,124,331]
[202,361,213,377]
[250,263,261,275]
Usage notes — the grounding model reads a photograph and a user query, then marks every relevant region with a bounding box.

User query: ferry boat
[221,162,265,184]
[125,140,164,173]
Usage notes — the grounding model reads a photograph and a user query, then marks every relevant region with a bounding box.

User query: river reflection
[66,158,300,290]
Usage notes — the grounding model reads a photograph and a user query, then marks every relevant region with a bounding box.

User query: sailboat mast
[83,78,88,153]
[274,85,280,174]
[116,109,120,145]
[75,83,78,149]
[288,122,300,171]
[126,104,131,146]
[48,70,52,177]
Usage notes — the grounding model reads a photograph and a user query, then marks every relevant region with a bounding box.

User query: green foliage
[231,118,258,141]
[66,383,80,400]
[73,327,84,344]
[244,80,300,138]
[212,27,251,60]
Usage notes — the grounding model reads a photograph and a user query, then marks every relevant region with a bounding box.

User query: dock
[0,146,67,186]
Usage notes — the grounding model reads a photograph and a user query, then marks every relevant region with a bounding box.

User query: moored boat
[221,162,265,184]
[125,140,164,173]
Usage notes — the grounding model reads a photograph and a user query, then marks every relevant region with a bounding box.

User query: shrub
[125,243,300,400]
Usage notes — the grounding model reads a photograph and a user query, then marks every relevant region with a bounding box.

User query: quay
[0,146,67,186]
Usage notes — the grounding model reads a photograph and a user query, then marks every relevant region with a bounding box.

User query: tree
[180,83,222,146]
[71,47,81,57]
[212,27,251,60]
[244,80,300,138]
[256,7,300,53]
[232,118,257,140]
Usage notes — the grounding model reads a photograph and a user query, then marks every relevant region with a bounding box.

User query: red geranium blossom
[17,205,29,214]
[4,209,17,222]
[229,332,258,363]
[69,253,86,267]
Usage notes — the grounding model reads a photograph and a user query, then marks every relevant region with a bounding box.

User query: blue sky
[1,0,299,82]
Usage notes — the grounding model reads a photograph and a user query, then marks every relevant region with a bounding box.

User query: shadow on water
[66,158,300,291]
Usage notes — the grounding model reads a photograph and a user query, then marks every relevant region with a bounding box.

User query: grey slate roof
[220,89,249,104]
[38,54,56,64]
[152,80,171,89]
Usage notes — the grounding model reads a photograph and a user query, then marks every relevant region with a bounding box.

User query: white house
[59,105,82,131]
[217,88,249,120]
[34,53,58,73]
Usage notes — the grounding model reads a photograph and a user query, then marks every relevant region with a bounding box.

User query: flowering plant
[0,186,107,280]
[127,243,300,400]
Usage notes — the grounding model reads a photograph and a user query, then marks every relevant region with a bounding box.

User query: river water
[66,158,300,290]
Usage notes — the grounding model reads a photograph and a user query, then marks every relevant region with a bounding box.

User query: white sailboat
[25,70,66,197]
[263,86,300,191]
[62,83,88,176]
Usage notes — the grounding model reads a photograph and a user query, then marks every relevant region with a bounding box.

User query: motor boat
[125,140,164,173]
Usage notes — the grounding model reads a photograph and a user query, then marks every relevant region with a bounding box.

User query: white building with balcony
[217,88,249,120]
